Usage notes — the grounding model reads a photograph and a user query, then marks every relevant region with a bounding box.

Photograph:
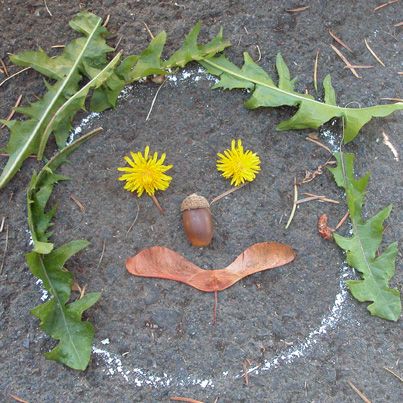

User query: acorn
[181,194,214,247]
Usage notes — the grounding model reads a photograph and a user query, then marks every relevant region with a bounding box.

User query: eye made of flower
[117,146,173,214]
[216,139,261,187]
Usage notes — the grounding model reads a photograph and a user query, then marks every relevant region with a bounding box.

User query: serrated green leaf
[329,152,401,321]
[164,22,231,68]
[27,131,102,370]
[201,53,402,142]
[38,52,121,158]
[0,12,114,189]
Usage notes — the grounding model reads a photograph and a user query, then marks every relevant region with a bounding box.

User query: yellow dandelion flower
[216,139,261,186]
[117,146,173,197]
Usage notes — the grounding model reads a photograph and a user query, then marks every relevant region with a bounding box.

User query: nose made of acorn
[181,194,214,247]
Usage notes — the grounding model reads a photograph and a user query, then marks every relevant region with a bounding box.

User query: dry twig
[347,380,371,403]
[0,217,5,233]
[374,0,399,11]
[1,94,23,129]
[364,39,385,67]
[0,67,30,88]
[394,21,403,27]
[70,194,85,213]
[330,45,360,78]
[51,44,65,48]
[146,79,167,121]
[242,359,252,385]
[329,30,353,52]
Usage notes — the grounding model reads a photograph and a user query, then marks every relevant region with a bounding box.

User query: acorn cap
[181,193,210,211]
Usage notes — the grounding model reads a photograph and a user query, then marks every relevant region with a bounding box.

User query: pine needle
[1,94,22,129]
[374,0,399,11]
[146,79,167,121]
[330,45,360,78]
[0,58,9,76]
[102,14,110,27]
[285,177,298,229]
[143,21,155,39]
[383,366,403,382]
[313,49,319,93]
[364,39,385,67]
[43,0,52,16]
[170,397,204,403]
[380,97,403,102]
[0,67,30,88]
[0,224,9,274]
[210,183,247,205]
[305,136,332,153]
[347,381,372,403]
[287,5,310,13]
[70,194,85,212]
[329,30,353,52]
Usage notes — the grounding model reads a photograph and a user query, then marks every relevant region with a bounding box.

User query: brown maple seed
[181,194,214,247]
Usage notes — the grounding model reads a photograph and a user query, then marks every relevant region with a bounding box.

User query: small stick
[383,367,403,383]
[0,67,30,88]
[212,290,218,325]
[330,45,360,78]
[0,58,9,76]
[380,97,403,102]
[343,65,374,69]
[382,131,399,161]
[126,199,140,235]
[347,380,371,403]
[0,224,9,274]
[43,0,52,16]
[285,178,298,229]
[329,30,353,52]
[170,397,204,403]
[313,49,319,93]
[103,14,110,27]
[374,0,399,11]
[96,240,106,270]
[145,79,167,121]
[334,211,349,230]
[243,26,249,35]
[286,5,310,13]
[0,217,5,233]
[143,22,155,39]
[51,44,65,48]
[255,45,262,62]
[9,395,29,403]
[210,183,247,205]
[70,194,85,213]
[394,21,403,27]
[364,39,385,67]
[305,136,332,153]
[151,194,164,214]
[1,94,22,128]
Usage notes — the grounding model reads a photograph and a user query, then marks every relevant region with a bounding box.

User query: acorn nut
[181,194,214,247]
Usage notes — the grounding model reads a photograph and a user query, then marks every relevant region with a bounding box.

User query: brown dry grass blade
[126,242,296,292]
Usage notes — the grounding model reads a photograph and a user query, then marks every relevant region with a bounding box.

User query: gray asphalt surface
[0,1,402,402]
